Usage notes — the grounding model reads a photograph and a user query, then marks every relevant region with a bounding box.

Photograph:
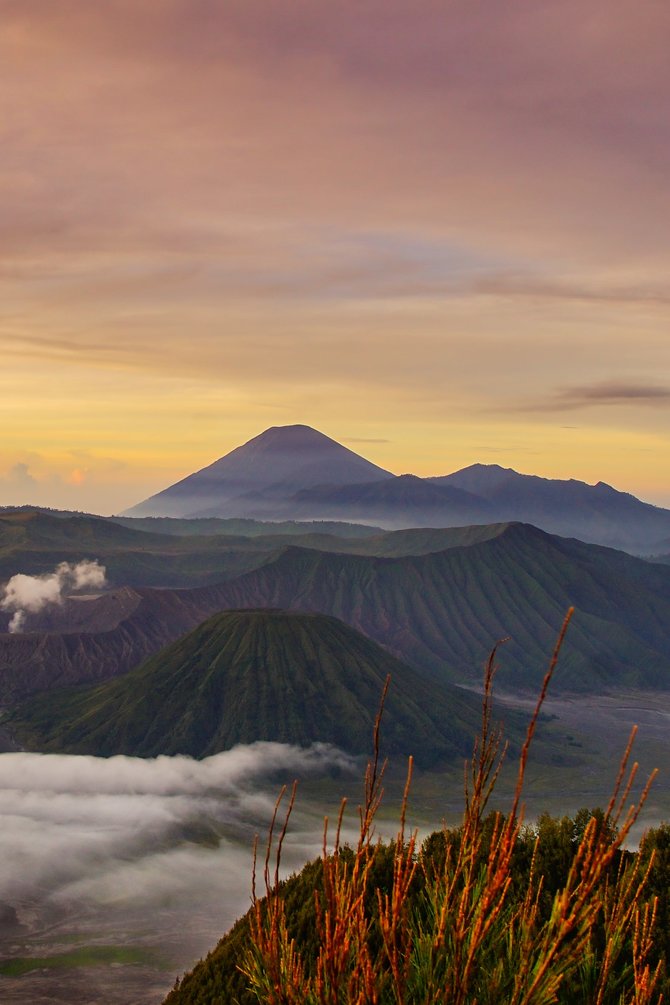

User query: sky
[1,0,669,514]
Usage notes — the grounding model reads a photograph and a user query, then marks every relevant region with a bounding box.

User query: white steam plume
[0,560,107,633]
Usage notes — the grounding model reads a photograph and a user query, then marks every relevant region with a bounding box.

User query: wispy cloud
[345,437,391,445]
[509,381,670,414]
[471,275,670,308]
[561,382,670,404]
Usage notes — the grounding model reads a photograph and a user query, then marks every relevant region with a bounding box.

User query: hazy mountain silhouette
[124,424,393,518]
[429,465,670,552]
[122,426,670,553]
[285,473,494,525]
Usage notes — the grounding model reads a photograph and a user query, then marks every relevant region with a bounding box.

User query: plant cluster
[166,610,668,1004]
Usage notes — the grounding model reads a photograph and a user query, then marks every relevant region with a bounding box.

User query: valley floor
[495,687,670,840]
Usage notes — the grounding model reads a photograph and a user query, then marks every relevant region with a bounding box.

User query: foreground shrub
[167,610,666,1004]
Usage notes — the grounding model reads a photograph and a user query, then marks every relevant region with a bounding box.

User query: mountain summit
[123,425,670,552]
[124,425,393,518]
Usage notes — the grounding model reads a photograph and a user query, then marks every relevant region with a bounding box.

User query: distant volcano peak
[123,424,393,519]
[238,424,347,452]
[261,423,323,435]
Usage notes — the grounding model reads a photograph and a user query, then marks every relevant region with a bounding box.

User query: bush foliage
[166,611,668,1004]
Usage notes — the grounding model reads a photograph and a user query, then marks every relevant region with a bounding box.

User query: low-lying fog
[3,692,669,1005]
[0,744,359,1005]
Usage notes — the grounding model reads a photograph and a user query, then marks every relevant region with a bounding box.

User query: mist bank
[0,743,356,913]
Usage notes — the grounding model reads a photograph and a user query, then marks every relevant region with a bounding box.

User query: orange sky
[1,0,669,513]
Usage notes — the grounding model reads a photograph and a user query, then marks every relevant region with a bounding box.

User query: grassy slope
[0,511,274,587]
[9,610,483,766]
[3,516,670,695]
[0,513,498,588]
[112,515,383,538]
[193,524,670,691]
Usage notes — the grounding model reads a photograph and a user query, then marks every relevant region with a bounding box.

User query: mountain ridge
[121,426,670,553]
[2,521,670,703]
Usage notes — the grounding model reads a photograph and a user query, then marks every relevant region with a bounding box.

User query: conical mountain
[9,609,481,766]
[124,425,393,518]
[122,425,670,550]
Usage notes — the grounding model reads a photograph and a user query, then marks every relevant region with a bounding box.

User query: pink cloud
[1,0,668,269]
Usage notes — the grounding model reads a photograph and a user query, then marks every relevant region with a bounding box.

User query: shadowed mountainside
[286,473,494,526]
[7,610,482,766]
[0,510,418,590]
[0,510,517,587]
[0,510,316,589]
[430,464,670,553]
[181,525,670,691]
[277,469,670,552]
[1,522,670,702]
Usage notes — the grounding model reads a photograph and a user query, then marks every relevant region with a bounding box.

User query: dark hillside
[174,524,670,691]
[112,515,382,538]
[0,511,279,588]
[9,610,481,765]
[2,522,670,702]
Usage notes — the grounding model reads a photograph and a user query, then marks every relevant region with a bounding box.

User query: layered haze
[0,743,355,911]
[0,744,358,1004]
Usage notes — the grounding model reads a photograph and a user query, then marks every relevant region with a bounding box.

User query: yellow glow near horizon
[1,3,668,514]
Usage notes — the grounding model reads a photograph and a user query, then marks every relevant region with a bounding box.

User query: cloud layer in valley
[0,743,359,1003]
[0,744,356,916]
